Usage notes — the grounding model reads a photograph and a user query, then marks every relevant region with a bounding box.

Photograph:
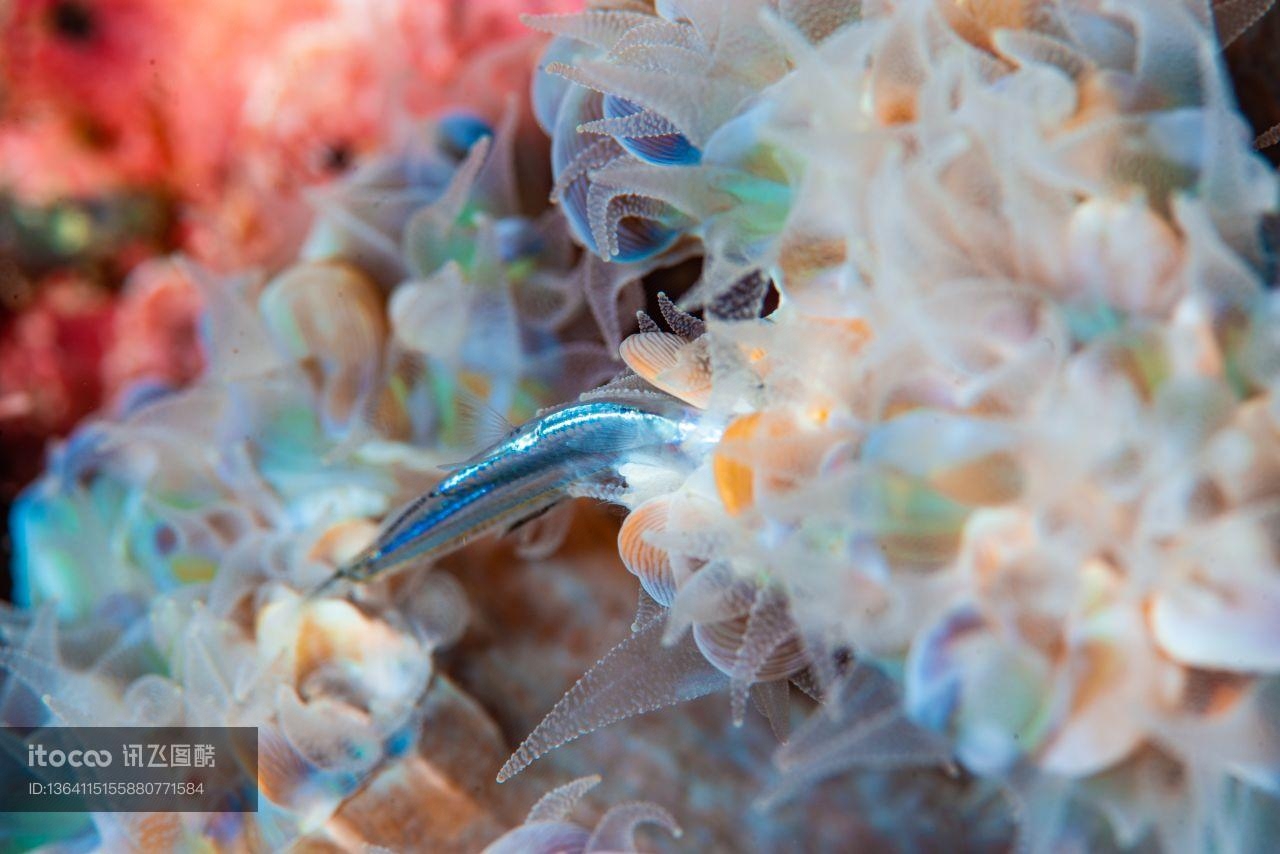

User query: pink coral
[400,0,580,116]
[101,258,204,406]
[1,0,583,266]
[238,6,401,190]
[1,0,173,120]
[0,108,166,201]
[0,0,175,200]
[0,260,203,444]
[0,0,590,475]
[0,275,115,437]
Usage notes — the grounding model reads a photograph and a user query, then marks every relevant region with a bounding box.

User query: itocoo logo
[27,744,113,768]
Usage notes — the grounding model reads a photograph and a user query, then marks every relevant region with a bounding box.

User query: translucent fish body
[327,394,698,585]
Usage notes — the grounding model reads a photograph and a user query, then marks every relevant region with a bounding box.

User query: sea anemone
[4,0,1280,851]
[495,0,1280,848]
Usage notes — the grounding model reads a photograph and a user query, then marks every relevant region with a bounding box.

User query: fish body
[318,393,698,589]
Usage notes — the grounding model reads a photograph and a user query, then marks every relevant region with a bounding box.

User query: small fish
[312,392,698,594]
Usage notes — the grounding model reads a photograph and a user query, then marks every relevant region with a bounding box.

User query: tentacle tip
[496,754,527,783]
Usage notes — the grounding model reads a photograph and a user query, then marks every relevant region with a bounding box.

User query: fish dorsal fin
[435,454,486,474]
[433,388,518,477]
[454,386,517,452]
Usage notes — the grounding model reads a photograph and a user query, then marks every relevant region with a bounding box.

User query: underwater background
[1,1,1280,851]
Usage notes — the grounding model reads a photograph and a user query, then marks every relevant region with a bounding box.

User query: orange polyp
[714,413,764,515]
[777,235,848,280]
[458,370,493,400]
[930,451,1024,506]
[295,613,335,687]
[131,812,182,852]
[811,316,874,356]
[812,315,872,336]
[842,317,873,340]
[712,411,813,515]
[711,407,839,514]
[618,501,668,574]
[308,519,379,567]
[618,497,678,605]
[874,85,918,125]
[620,331,684,377]
[619,331,712,408]
[1063,71,1125,133]
[938,0,1031,52]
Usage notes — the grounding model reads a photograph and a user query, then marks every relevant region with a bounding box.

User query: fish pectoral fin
[561,421,656,454]
[505,501,576,560]
[501,498,568,537]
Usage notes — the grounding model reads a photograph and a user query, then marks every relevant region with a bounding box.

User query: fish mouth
[308,548,381,599]
[339,547,383,583]
[306,571,347,600]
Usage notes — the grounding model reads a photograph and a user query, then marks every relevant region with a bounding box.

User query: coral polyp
[497,0,1280,848]
[2,0,1279,851]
